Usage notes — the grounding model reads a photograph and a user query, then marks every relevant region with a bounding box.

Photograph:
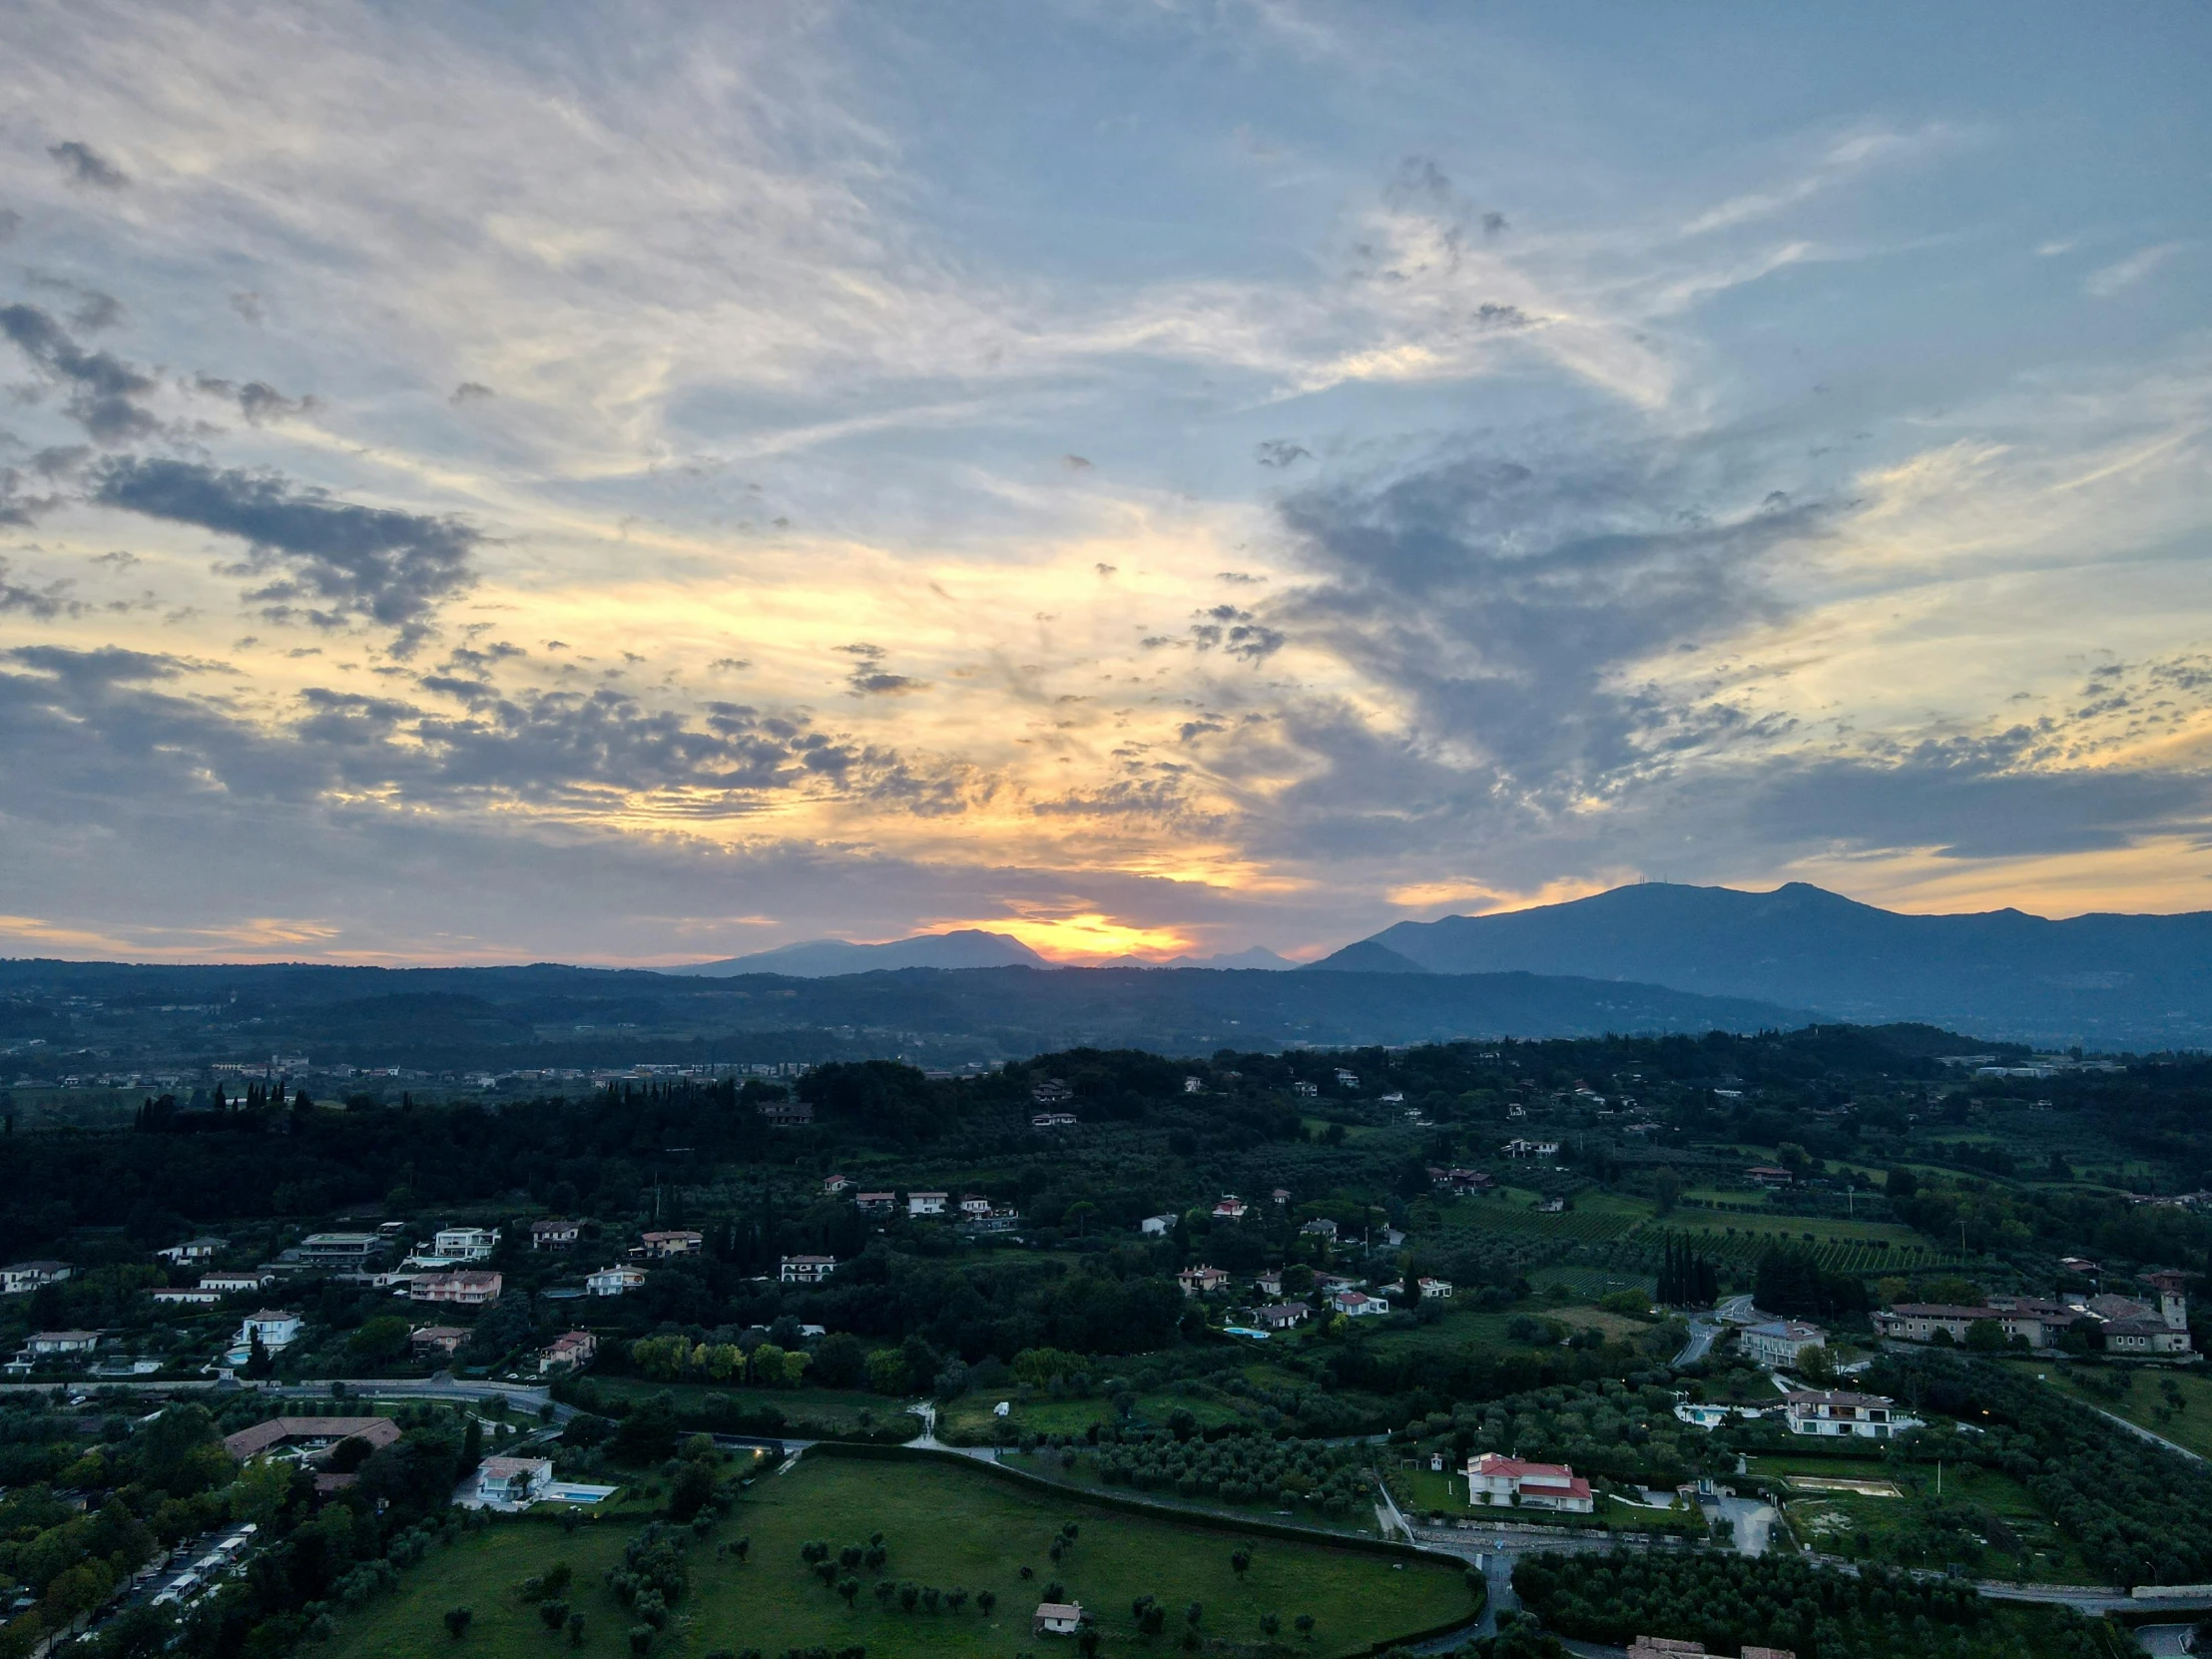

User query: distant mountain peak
[670,928,1048,978]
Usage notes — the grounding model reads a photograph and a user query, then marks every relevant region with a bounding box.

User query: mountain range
[677,932,1299,977]
[1314,880,2212,1048]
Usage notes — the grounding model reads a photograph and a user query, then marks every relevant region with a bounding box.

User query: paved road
[1674,1318,1721,1367]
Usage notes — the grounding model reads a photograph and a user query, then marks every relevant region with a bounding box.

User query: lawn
[936,1388,1251,1446]
[1749,1451,2092,1583]
[321,1452,1478,1658]
[2037,1365,2212,1459]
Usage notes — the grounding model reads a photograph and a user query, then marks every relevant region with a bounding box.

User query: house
[760,1100,814,1129]
[639,1230,703,1258]
[409,1326,467,1359]
[1031,1111,1079,1129]
[960,1208,1022,1235]
[824,1174,852,1195]
[156,1236,229,1265]
[1465,1452,1594,1513]
[529,1219,580,1251]
[1031,1079,1073,1105]
[1,1261,72,1295]
[959,1195,993,1217]
[854,1191,896,1213]
[152,1287,223,1306]
[1140,1214,1177,1237]
[1255,1269,1284,1297]
[1255,1302,1312,1330]
[1299,1218,1339,1240]
[1503,1139,1560,1159]
[1873,1297,2094,1352]
[1628,1640,1795,1659]
[1184,1076,1204,1094]
[908,1191,949,1217]
[2095,1273,2194,1355]
[1272,1188,1291,1205]
[23,1331,100,1358]
[200,1271,275,1294]
[1417,1278,1454,1301]
[1783,1389,1920,1440]
[1451,1169,1496,1193]
[1746,1166,1795,1188]
[432,1227,500,1261]
[1212,1195,1249,1221]
[587,1265,647,1297]
[1293,1080,1318,1097]
[538,1331,598,1374]
[223,1415,401,1461]
[1179,1265,1231,1297]
[1033,1601,1085,1637]
[474,1456,554,1507]
[237,1310,304,1351]
[1741,1320,1827,1369]
[1330,1289,1389,1318]
[780,1255,838,1285]
[409,1271,503,1306]
[291,1233,382,1268]
[1535,1198,1566,1214]
[1314,1272,1359,1296]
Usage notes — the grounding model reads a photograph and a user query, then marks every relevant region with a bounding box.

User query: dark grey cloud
[1187,604,1285,662]
[1255,439,1311,468]
[48,141,128,190]
[835,642,923,696]
[0,557,78,616]
[91,457,478,651]
[193,374,318,423]
[67,291,124,332]
[1273,444,1817,798]
[449,380,495,405]
[0,302,163,443]
[0,210,20,243]
[230,291,266,326]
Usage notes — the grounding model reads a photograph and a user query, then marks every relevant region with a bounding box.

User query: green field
[1751,1451,2092,1583]
[322,1453,1478,1658]
[2035,1365,2212,1459]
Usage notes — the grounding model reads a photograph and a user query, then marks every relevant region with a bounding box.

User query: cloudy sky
[2,1,2208,965]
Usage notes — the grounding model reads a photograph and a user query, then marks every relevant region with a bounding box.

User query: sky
[1,1,2209,966]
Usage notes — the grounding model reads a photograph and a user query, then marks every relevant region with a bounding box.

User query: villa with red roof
[1465,1451,1594,1513]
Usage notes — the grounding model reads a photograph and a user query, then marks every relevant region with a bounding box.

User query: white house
[1033,1601,1085,1637]
[908,1191,949,1217]
[587,1265,647,1297]
[1212,1196,1249,1221]
[1299,1219,1339,1240]
[1256,1302,1312,1330]
[432,1226,500,1261]
[529,1219,580,1251]
[1,1261,71,1295]
[152,1287,223,1306]
[1741,1319,1828,1369]
[1330,1290,1389,1318]
[200,1272,275,1294]
[780,1255,838,1285]
[156,1237,228,1265]
[238,1310,303,1351]
[1139,1214,1177,1237]
[959,1195,993,1217]
[473,1456,554,1508]
[25,1331,100,1357]
[1783,1389,1920,1440]
[1416,1277,1454,1300]
[1465,1452,1593,1513]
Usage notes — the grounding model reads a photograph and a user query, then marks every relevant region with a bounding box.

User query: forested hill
[0,958,1808,1071]
[1328,880,2212,1049]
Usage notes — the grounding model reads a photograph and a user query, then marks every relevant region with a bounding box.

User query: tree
[1230,1549,1251,1578]
[1295,1613,1316,1640]
[1261,1613,1281,1639]
[568,1612,586,1646]
[977,1589,997,1616]
[443,1606,473,1640]
[838,1577,860,1606]
[1965,1319,2007,1354]
[245,1332,273,1380]
[1651,1168,1682,1216]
